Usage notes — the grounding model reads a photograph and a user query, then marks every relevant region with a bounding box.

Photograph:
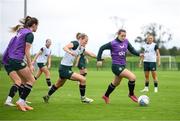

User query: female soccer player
[139,34,160,93]
[75,33,96,77]
[2,16,38,111]
[32,39,52,89]
[43,33,94,103]
[97,29,143,104]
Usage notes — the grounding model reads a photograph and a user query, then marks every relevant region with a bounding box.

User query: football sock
[145,81,149,87]
[19,84,25,96]
[8,84,19,98]
[128,81,135,96]
[20,84,32,100]
[79,85,86,97]
[81,73,87,77]
[105,83,116,97]
[48,85,57,96]
[154,81,158,87]
[46,78,52,87]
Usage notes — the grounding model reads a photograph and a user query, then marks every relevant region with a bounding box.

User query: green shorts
[111,64,125,76]
[78,61,86,69]
[37,63,46,69]
[77,57,86,69]
[4,58,26,75]
[144,62,156,71]
[59,65,73,79]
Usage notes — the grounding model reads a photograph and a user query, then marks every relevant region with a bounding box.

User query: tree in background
[135,23,173,47]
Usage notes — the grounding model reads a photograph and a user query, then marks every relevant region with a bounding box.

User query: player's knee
[30,77,36,84]
[130,74,136,81]
[15,81,21,86]
[113,81,119,86]
[79,76,86,84]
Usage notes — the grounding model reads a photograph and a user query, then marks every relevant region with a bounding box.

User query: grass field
[0,69,180,121]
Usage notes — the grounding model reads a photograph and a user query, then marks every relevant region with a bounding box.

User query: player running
[2,16,38,111]
[75,33,96,77]
[97,29,143,104]
[139,34,161,93]
[32,39,52,89]
[43,33,94,103]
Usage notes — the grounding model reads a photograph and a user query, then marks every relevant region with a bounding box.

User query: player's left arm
[47,52,51,69]
[128,42,143,57]
[25,33,34,73]
[84,50,96,58]
[155,45,161,66]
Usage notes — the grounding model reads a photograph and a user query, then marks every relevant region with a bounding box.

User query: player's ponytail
[10,16,38,33]
[10,24,23,33]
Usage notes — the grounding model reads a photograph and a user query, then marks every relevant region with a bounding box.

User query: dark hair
[46,39,51,43]
[11,16,38,32]
[117,29,126,35]
[76,33,87,40]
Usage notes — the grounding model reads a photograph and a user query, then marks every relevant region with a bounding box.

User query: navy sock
[128,81,135,96]
[81,73,87,77]
[154,81,158,87]
[8,84,19,98]
[46,78,52,87]
[105,83,116,97]
[79,85,86,97]
[48,85,57,96]
[20,84,32,100]
[145,81,149,87]
[18,84,25,97]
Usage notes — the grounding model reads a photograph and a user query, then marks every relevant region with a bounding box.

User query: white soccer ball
[138,95,150,106]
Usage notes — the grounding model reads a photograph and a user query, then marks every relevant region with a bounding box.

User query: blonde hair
[76,33,87,40]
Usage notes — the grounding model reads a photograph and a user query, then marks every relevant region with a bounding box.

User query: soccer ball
[138,95,150,106]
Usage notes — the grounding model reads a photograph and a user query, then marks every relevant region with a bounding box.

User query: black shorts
[144,62,156,71]
[77,57,86,69]
[59,65,73,79]
[37,63,46,69]
[4,58,26,75]
[77,61,86,70]
[111,64,125,76]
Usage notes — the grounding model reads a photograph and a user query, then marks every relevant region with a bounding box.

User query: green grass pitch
[0,69,180,121]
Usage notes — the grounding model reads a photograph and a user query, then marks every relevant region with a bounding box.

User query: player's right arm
[63,41,78,56]
[97,42,111,67]
[155,45,161,67]
[32,48,43,65]
[139,56,144,68]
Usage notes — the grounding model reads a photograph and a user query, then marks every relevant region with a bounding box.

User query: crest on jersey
[119,67,122,71]
[21,62,25,67]
[69,70,72,74]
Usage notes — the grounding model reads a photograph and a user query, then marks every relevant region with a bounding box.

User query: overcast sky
[0,0,180,56]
